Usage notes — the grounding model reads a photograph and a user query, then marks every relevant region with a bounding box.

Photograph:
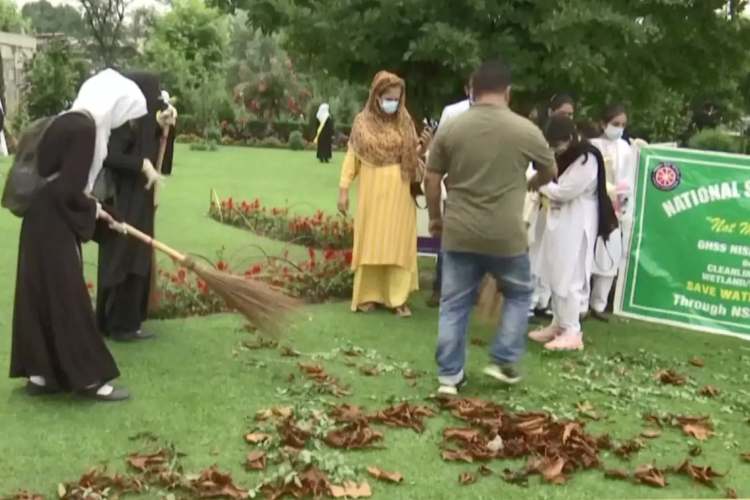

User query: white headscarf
[316,103,330,124]
[71,69,148,193]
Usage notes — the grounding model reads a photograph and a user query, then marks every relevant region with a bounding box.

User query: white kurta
[538,154,599,298]
[590,137,633,277]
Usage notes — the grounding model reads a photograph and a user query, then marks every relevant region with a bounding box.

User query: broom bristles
[189,260,300,333]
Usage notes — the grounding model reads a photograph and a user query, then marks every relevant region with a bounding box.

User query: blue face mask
[380,98,400,115]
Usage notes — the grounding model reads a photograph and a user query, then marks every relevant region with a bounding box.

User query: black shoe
[591,310,610,323]
[79,385,130,402]
[534,307,553,319]
[25,381,61,396]
[111,330,155,342]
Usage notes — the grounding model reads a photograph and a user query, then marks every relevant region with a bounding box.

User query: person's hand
[142,159,164,191]
[429,218,443,238]
[157,105,177,129]
[632,138,649,148]
[527,174,545,192]
[418,127,434,155]
[337,191,349,215]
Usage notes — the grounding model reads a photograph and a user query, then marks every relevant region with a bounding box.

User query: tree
[23,39,91,120]
[21,0,85,37]
[0,0,29,33]
[213,0,750,141]
[79,0,129,66]
[141,0,230,120]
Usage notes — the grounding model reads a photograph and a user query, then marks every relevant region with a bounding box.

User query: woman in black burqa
[96,71,164,341]
[9,69,148,401]
[315,103,334,163]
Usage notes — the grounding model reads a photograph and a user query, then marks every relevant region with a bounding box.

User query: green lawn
[1,145,749,499]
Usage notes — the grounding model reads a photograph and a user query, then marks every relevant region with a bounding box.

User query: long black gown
[10,113,120,391]
[316,117,334,162]
[96,73,160,336]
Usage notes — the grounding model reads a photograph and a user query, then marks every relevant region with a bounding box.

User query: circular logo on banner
[651,162,681,191]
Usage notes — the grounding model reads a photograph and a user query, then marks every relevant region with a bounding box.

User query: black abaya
[10,113,120,391]
[96,72,160,335]
[316,117,334,162]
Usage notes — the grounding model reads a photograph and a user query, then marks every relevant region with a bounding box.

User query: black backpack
[1,115,61,217]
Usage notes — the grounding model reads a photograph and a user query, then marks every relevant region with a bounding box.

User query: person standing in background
[529,116,618,351]
[426,59,556,395]
[96,71,164,342]
[315,103,335,163]
[338,71,427,318]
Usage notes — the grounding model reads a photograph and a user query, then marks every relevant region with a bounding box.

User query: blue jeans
[436,251,533,385]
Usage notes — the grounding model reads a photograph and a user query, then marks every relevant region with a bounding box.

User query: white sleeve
[540,155,597,203]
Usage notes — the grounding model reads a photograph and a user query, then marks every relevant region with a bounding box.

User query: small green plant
[288,130,305,151]
[688,128,741,154]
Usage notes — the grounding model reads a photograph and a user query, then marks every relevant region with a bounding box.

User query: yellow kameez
[340,149,418,311]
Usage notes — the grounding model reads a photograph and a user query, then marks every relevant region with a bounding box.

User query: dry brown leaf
[444,428,482,442]
[370,402,435,433]
[634,464,668,488]
[604,469,630,480]
[576,401,601,421]
[726,488,739,499]
[529,456,567,485]
[359,365,380,377]
[458,472,476,485]
[6,492,44,500]
[689,356,705,368]
[255,406,293,421]
[596,434,614,450]
[59,467,145,499]
[243,338,278,350]
[740,452,750,462]
[699,385,721,398]
[677,416,714,441]
[188,466,248,499]
[614,438,645,459]
[643,414,665,429]
[246,451,267,471]
[329,481,372,498]
[278,418,312,449]
[279,345,301,357]
[367,466,403,484]
[641,429,662,439]
[244,432,272,444]
[442,449,475,463]
[654,369,687,386]
[126,449,170,473]
[298,363,350,397]
[477,465,494,476]
[675,459,724,487]
[325,420,384,449]
[330,404,366,423]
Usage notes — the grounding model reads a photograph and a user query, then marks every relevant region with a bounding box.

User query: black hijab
[122,71,164,164]
[545,116,619,241]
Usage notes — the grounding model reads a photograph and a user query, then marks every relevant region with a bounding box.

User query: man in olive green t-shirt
[425,58,556,395]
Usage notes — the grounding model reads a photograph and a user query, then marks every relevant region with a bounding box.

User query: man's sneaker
[483,364,522,385]
[437,376,467,396]
[544,331,584,351]
[528,325,561,343]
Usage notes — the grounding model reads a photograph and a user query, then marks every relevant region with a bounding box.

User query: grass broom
[119,221,300,333]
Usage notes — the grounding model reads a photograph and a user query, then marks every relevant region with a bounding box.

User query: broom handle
[120,222,187,263]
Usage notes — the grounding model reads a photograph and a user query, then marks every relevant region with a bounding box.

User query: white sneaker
[437,376,467,396]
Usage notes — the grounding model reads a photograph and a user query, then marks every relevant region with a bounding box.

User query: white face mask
[380,98,400,115]
[604,124,624,141]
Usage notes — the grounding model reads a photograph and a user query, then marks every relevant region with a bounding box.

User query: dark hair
[602,103,627,124]
[549,93,575,112]
[471,58,512,97]
[544,114,577,145]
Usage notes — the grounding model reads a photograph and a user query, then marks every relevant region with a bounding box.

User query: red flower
[344,250,353,265]
[227,197,234,210]
[308,248,316,261]
[324,249,336,261]
[246,264,262,277]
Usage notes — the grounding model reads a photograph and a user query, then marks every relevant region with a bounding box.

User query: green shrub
[688,128,741,153]
[257,136,285,149]
[190,141,219,152]
[288,130,305,151]
[204,123,222,144]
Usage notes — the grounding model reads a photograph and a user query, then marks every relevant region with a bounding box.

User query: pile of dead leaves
[57,468,145,499]
[298,363,351,397]
[370,403,435,433]
[4,492,45,500]
[260,466,372,500]
[644,414,715,441]
[437,398,600,485]
[653,369,687,386]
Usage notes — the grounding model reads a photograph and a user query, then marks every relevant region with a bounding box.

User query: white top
[438,99,471,128]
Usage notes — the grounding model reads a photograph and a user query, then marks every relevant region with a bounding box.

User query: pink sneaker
[544,331,584,351]
[528,325,561,343]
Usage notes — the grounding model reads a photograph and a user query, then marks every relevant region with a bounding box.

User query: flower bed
[149,248,353,320]
[209,197,354,250]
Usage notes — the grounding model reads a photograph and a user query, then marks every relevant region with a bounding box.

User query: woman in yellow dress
[337,71,424,317]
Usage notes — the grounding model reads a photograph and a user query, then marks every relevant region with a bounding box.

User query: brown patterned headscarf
[348,71,420,181]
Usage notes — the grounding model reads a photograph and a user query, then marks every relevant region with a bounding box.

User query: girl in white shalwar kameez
[529,116,618,351]
[584,105,634,320]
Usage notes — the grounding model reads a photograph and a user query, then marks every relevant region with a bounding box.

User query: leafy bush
[288,130,305,151]
[688,129,742,154]
[176,133,201,144]
[257,136,286,149]
[190,141,219,152]
[204,123,222,143]
[209,197,353,250]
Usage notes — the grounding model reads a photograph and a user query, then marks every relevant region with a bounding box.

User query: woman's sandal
[356,303,377,313]
[394,305,412,318]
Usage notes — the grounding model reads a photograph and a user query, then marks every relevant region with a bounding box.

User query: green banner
[616,146,750,340]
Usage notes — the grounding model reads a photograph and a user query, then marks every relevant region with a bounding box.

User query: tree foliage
[79,0,129,66]
[21,0,85,37]
[23,39,90,120]
[211,0,750,141]
[0,0,29,33]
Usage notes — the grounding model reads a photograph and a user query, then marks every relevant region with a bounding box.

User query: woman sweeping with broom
[10,69,148,402]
